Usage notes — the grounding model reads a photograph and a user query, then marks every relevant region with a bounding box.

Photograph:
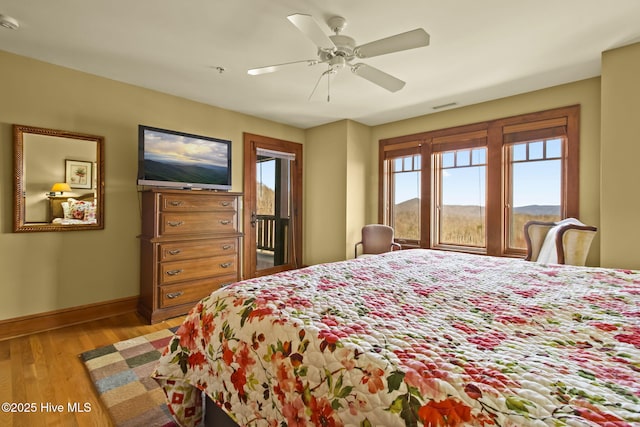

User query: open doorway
[243,133,303,278]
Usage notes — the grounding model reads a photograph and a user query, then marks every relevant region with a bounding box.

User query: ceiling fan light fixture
[0,14,19,30]
[329,56,347,69]
[329,34,356,57]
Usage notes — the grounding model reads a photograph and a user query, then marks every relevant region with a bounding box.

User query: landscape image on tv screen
[139,126,231,189]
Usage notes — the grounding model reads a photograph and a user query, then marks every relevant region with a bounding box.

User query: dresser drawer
[159,254,237,285]
[159,211,237,236]
[161,193,237,212]
[159,238,237,262]
[159,274,237,308]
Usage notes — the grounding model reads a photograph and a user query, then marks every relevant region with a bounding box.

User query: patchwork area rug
[80,327,179,427]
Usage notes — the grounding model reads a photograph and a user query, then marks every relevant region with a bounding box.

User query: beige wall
[303,120,348,265]
[600,42,640,269]
[345,121,371,259]
[304,119,372,263]
[370,78,603,266]
[0,50,304,320]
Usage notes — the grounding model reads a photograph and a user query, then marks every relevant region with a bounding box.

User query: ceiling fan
[248,14,430,97]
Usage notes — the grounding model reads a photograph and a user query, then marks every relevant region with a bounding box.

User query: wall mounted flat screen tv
[137,125,232,191]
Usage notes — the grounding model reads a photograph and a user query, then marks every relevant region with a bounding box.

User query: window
[505,138,563,250]
[434,148,487,249]
[379,105,579,258]
[391,154,421,242]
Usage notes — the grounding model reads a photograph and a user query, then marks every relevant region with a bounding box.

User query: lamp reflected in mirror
[49,182,71,196]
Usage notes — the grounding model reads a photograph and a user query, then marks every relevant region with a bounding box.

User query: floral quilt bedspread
[152,249,640,426]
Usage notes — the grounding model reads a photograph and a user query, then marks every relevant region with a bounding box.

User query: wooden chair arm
[355,241,363,258]
[524,220,555,261]
[555,224,597,265]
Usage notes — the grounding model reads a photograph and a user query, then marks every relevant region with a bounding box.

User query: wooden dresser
[138,189,243,323]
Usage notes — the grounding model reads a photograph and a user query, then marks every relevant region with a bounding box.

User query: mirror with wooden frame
[13,124,104,232]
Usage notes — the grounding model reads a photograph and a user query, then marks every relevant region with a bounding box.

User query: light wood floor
[0,312,185,427]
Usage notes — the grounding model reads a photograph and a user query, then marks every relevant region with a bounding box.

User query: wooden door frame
[243,133,303,278]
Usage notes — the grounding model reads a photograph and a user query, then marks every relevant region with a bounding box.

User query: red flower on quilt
[463,363,518,391]
[573,399,632,427]
[230,367,248,401]
[286,295,313,309]
[200,312,215,344]
[256,288,284,303]
[318,329,345,344]
[222,340,234,366]
[274,358,296,394]
[188,351,206,369]
[410,282,442,298]
[235,341,256,371]
[452,322,477,335]
[591,322,618,332]
[361,365,386,393]
[309,396,342,427]
[512,288,541,298]
[417,397,472,426]
[282,396,306,427]
[614,326,640,349]
[318,277,340,291]
[176,317,199,349]
[321,315,339,327]
[466,331,507,350]
[404,368,442,398]
[495,315,528,325]
[519,305,548,317]
[248,306,274,322]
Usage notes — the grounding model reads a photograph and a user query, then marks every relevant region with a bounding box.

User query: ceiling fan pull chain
[308,68,325,101]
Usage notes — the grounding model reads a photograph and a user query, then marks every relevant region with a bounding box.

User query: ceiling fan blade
[287,14,336,50]
[351,63,406,92]
[248,59,318,75]
[355,28,430,58]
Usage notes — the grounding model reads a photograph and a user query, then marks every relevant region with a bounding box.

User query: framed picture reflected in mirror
[65,159,92,189]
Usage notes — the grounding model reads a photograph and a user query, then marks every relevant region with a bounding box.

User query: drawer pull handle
[220,262,233,268]
[222,244,232,250]
[167,221,184,227]
[168,249,182,255]
[169,201,183,207]
[219,220,231,225]
[166,291,184,299]
[166,269,183,276]
[220,201,231,207]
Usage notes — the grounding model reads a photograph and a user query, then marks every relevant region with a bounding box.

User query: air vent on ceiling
[433,102,458,110]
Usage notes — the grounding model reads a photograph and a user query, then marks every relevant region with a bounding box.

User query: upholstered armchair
[524,218,597,266]
[355,224,402,258]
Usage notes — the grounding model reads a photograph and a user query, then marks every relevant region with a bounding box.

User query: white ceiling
[2,1,640,129]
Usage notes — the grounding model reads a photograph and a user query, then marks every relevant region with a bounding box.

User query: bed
[48,193,97,224]
[152,249,640,426]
